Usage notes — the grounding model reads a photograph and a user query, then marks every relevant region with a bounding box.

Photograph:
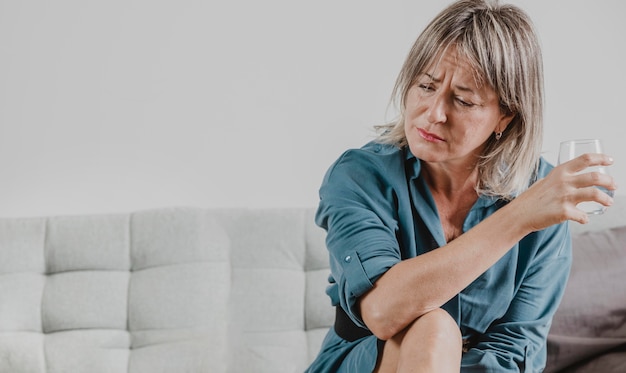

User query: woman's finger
[576,185,615,207]
[562,153,614,174]
[571,171,617,190]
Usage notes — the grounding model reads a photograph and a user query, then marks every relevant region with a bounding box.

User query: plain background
[1,0,624,218]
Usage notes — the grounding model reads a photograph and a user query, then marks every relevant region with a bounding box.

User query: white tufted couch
[1,201,625,372]
[0,207,330,373]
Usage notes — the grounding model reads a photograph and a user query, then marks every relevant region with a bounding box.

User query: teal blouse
[306,141,572,372]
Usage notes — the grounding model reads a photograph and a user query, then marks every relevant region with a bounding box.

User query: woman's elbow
[360,300,403,340]
[367,321,399,341]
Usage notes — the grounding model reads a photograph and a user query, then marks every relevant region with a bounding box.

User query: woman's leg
[374,308,462,373]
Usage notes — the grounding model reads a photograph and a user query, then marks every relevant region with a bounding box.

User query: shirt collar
[402,146,503,210]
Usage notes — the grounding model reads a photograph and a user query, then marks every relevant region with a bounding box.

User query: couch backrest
[0,208,231,373]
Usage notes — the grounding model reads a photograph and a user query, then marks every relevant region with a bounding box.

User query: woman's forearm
[359,201,529,340]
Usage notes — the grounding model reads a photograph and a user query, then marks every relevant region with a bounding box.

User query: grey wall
[1,0,624,217]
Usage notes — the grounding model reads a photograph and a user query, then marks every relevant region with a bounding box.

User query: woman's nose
[426,93,448,124]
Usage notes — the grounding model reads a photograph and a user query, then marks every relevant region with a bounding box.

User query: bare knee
[411,308,462,347]
[402,309,462,371]
[376,309,462,373]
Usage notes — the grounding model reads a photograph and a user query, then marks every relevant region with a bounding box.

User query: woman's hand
[511,153,617,231]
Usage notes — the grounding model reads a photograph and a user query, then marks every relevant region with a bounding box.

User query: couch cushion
[217,209,306,373]
[0,218,47,372]
[45,330,130,373]
[128,208,231,373]
[304,208,335,365]
[215,208,333,373]
[546,225,626,372]
[562,348,626,372]
[45,214,131,273]
[0,218,46,274]
[43,271,130,332]
[0,333,46,372]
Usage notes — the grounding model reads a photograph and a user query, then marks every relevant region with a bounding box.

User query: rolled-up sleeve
[462,221,572,372]
[315,149,404,329]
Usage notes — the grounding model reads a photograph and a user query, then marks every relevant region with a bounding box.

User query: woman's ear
[496,111,516,135]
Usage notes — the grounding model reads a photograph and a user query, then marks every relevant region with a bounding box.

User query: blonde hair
[377,0,544,199]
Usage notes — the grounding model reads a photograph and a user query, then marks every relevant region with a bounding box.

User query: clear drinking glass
[558,139,614,215]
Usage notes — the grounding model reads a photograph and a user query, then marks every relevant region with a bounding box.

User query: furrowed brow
[423,73,441,82]
[455,85,475,93]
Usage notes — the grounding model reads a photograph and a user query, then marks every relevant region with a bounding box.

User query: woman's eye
[456,97,474,107]
[418,84,435,92]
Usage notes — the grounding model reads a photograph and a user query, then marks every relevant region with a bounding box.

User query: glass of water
[558,139,614,215]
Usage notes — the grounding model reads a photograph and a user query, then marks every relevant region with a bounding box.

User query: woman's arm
[360,199,529,339]
[359,153,615,340]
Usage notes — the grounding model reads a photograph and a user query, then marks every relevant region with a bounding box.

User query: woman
[306,0,616,372]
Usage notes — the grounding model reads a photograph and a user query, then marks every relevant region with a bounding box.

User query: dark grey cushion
[546,225,626,372]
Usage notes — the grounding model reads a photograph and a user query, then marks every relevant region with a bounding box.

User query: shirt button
[344,255,352,263]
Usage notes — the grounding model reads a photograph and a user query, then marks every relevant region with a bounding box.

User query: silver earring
[495,132,502,140]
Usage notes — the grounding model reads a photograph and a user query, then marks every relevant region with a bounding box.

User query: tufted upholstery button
[344,255,352,263]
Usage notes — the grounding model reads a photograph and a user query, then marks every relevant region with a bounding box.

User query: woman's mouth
[417,128,445,142]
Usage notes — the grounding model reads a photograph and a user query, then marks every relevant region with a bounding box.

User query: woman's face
[404,48,513,168]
